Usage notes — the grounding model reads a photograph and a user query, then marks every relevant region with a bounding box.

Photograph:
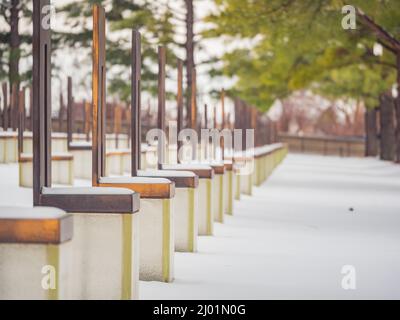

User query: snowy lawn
[1,154,399,299]
[140,154,400,300]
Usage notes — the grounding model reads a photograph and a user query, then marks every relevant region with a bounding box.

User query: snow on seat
[39,184,140,300]
[252,143,287,186]
[98,175,175,282]
[105,149,128,176]
[162,164,214,236]
[0,131,18,163]
[0,206,73,300]
[137,169,199,253]
[19,153,74,187]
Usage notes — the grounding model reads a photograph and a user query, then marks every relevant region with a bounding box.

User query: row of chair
[0,2,288,300]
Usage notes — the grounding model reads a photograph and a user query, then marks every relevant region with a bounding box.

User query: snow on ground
[1,154,400,299]
[140,154,400,300]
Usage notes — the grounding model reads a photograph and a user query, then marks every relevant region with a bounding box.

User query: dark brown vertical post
[157,46,166,170]
[177,59,184,163]
[67,76,73,145]
[58,90,64,132]
[114,104,121,149]
[365,107,378,157]
[2,83,8,130]
[92,4,106,185]
[191,68,197,131]
[379,92,395,161]
[220,89,225,159]
[28,86,33,131]
[84,100,91,141]
[131,30,141,176]
[11,83,18,131]
[33,0,52,205]
[17,88,25,156]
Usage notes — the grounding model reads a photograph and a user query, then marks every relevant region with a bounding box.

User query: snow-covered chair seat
[39,187,140,300]
[209,162,226,223]
[223,160,235,215]
[163,164,214,236]
[253,143,286,186]
[21,132,69,154]
[105,149,129,176]
[0,206,73,300]
[68,141,92,180]
[137,170,199,253]
[98,176,176,282]
[0,131,18,164]
[19,153,74,187]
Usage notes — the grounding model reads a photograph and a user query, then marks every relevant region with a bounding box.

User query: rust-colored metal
[32,0,52,206]
[177,59,184,163]
[92,4,106,186]
[0,214,73,244]
[17,88,25,157]
[41,192,140,214]
[131,30,141,176]
[58,91,65,132]
[99,182,175,199]
[84,100,91,141]
[114,104,122,149]
[31,2,139,215]
[10,83,18,131]
[2,83,8,130]
[67,76,73,145]
[220,89,225,159]
[190,68,197,131]
[157,46,166,170]
[211,163,225,175]
[19,153,74,163]
[28,86,33,131]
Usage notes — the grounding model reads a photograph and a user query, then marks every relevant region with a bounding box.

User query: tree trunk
[185,0,194,128]
[379,93,396,161]
[365,108,378,157]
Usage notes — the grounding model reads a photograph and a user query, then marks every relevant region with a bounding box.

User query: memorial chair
[0,206,73,300]
[127,36,200,253]
[90,8,177,282]
[31,1,141,299]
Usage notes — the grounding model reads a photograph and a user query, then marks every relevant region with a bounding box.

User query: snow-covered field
[1,154,400,299]
[140,154,400,300]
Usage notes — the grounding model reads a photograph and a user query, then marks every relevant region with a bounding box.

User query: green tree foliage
[205,0,399,111]
[0,0,32,85]
[57,0,178,103]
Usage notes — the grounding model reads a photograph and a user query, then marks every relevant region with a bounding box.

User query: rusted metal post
[32,0,52,205]
[11,83,18,131]
[131,30,141,176]
[58,90,65,132]
[220,89,225,159]
[28,86,33,131]
[92,4,106,186]
[157,46,167,170]
[18,88,25,156]
[190,68,197,132]
[67,76,73,145]
[84,100,91,141]
[2,83,8,130]
[177,59,184,163]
